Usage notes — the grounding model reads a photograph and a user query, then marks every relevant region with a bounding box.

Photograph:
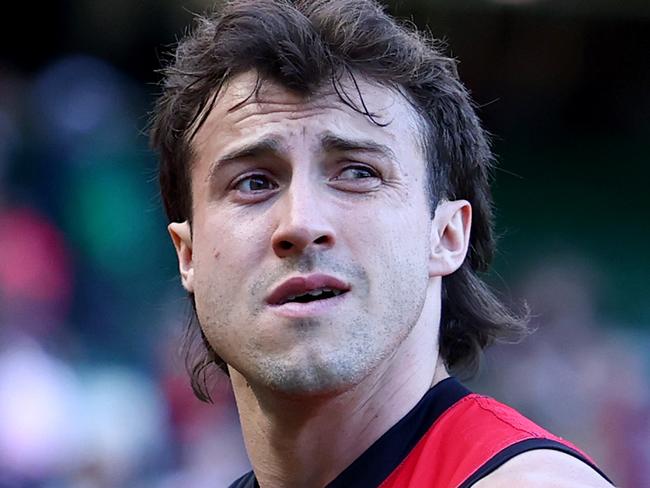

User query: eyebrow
[207,137,283,182]
[215,137,284,167]
[320,132,398,163]
[208,131,398,181]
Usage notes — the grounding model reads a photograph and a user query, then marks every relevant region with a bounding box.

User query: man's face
[173,72,442,395]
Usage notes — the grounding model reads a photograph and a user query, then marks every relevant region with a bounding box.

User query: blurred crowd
[0,50,648,488]
[467,259,650,487]
[0,56,251,487]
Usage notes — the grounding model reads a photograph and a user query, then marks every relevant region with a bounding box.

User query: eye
[335,165,379,180]
[233,174,278,193]
[329,164,382,193]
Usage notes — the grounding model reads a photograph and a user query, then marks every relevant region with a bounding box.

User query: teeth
[283,287,343,303]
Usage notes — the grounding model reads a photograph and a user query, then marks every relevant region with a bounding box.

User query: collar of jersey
[229,376,471,488]
[327,376,471,488]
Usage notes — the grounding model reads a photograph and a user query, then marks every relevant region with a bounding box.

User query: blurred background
[0,0,648,486]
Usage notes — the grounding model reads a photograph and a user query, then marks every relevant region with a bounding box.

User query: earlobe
[168,221,194,293]
[428,200,472,277]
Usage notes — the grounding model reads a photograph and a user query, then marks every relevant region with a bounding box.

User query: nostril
[278,240,293,250]
[272,232,334,256]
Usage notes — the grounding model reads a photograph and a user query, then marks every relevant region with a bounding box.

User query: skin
[475,449,615,488]
[168,71,612,487]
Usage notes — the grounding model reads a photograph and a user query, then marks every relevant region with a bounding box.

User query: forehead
[192,71,425,159]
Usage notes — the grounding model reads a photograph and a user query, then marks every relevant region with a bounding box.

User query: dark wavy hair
[150,0,530,402]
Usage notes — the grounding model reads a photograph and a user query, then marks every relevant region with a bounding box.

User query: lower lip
[267,293,348,318]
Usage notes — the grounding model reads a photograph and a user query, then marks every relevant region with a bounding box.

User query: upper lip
[266,274,351,305]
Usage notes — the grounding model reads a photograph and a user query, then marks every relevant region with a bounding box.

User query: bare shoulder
[472,449,615,488]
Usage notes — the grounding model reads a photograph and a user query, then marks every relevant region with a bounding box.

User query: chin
[251,353,376,398]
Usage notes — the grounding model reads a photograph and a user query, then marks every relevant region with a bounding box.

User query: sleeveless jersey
[229,377,613,487]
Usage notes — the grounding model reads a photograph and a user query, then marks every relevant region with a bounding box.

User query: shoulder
[228,471,256,488]
[473,449,615,488]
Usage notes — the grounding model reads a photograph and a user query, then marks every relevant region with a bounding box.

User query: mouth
[266,274,351,307]
[278,287,345,305]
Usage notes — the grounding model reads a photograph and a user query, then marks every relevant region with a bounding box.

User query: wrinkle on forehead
[193,70,425,157]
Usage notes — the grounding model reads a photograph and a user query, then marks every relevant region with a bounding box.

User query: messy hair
[150,0,529,402]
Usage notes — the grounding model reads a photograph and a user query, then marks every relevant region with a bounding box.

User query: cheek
[345,208,430,313]
[349,205,430,257]
[189,225,233,318]
[195,211,269,264]
[191,214,272,308]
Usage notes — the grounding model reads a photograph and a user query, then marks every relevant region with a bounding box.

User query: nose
[271,184,336,258]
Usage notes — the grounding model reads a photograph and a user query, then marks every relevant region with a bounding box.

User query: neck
[229,310,449,488]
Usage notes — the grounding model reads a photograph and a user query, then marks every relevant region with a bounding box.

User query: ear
[168,221,194,293]
[428,200,472,277]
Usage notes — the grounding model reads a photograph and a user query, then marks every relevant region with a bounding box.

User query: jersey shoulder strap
[379,393,612,488]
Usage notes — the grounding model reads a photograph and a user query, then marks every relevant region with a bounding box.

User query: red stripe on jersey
[379,393,594,488]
